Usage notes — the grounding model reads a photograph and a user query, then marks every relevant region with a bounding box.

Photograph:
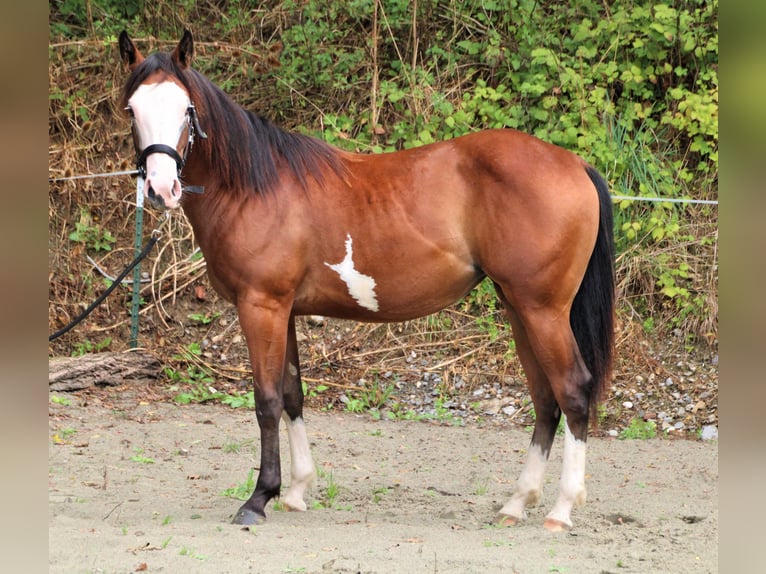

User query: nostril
[146,185,165,207]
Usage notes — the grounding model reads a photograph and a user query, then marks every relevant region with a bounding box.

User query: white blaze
[324,234,379,312]
[128,81,189,150]
[127,81,190,209]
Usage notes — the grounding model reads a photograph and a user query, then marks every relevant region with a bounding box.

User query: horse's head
[119,30,206,210]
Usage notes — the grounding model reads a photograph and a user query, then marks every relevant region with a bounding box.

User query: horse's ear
[119,30,144,70]
[173,29,194,69]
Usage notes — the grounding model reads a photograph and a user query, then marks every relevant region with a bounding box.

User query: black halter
[133,103,207,194]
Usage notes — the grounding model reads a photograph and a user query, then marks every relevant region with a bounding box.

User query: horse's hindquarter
[449,130,601,310]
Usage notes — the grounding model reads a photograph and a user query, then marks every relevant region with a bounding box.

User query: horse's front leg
[231,296,291,525]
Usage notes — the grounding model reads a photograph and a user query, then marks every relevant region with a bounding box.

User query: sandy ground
[49,391,717,574]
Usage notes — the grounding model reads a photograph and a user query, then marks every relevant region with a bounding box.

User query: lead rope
[49,218,167,342]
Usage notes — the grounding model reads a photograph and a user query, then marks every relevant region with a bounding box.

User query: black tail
[571,165,616,424]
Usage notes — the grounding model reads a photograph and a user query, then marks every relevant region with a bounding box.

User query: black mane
[122,52,344,195]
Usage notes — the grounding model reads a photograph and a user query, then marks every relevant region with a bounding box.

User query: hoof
[496,514,521,527]
[231,507,266,525]
[543,517,571,532]
[282,499,307,512]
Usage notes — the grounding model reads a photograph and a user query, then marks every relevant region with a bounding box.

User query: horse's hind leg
[280,316,316,512]
[498,299,592,531]
[496,305,561,526]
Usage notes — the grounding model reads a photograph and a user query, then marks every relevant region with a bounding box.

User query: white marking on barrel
[324,234,379,312]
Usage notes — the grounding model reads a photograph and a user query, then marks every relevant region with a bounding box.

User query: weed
[130,448,155,464]
[474,478,490,496]
[68,208,116,252]
[187,311,221,325]
[179,546,207,560]
[302,380,329,399]
[50,395,72,406]
[272,500,286,512]
[221,468,255,501]
[165,344,256,409]
[71,337,112,356]
[343,378,394,414]
[619,418,657,440]
[220,391,255,409]
[313,467,348,510]
[51,427,77,444]
[222,438,254,454]
[372,486,390,504]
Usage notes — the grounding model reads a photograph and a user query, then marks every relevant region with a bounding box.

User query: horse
[118,30,615,532]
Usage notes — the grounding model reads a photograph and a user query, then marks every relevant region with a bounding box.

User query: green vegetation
[71,337,112,356]
[187,311,221,325]
[619,417,658,440]
[165,343,255,408]
[312,467,349,510]
[130,447,155,464]
[68,208,116,252]
[221,468,255,501]
[50,395,72,406]
[49,1,718,346]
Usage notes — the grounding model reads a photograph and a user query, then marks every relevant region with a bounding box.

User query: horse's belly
[293,259,482,322]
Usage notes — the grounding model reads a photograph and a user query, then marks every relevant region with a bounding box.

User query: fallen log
[49,351,162,392]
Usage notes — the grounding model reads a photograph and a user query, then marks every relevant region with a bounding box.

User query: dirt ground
[49,381,717,574]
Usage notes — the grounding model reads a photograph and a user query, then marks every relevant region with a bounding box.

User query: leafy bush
[48,0,717,343]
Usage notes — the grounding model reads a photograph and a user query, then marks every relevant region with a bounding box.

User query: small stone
[608,429,618,437]
[622,401,633,409]
[700,425,718,441]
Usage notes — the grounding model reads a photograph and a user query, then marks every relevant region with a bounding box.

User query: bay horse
[118,30,615,531]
